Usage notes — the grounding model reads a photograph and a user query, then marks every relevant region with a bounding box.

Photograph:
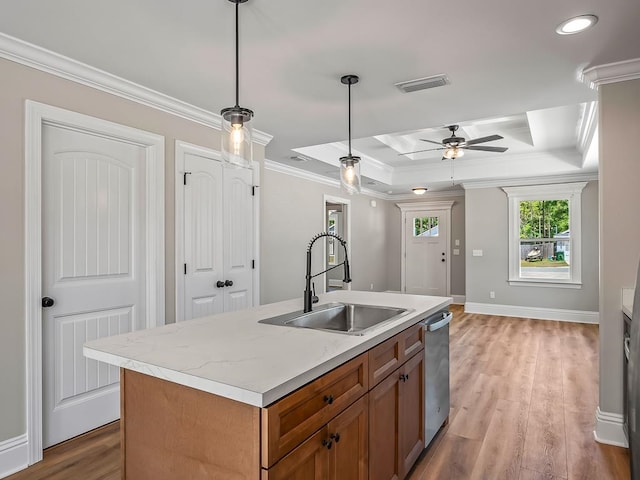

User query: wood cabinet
[369,349,425,480]
[261,353,368,468]
[264,395,369,480]
[120,321,426,480]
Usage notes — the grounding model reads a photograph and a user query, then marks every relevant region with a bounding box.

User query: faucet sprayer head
[343,258,352,283]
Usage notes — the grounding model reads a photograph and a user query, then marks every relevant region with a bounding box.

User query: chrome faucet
[304,232,352,313]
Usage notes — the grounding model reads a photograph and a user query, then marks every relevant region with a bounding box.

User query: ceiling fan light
[340,155,361,194]
[412,187,427,195]
[443,146,464,159]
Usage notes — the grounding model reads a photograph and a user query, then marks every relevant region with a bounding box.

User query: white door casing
[397,201,454,296]
[321,195,352,295]
[25,101,164,462]
[175,141,257,322]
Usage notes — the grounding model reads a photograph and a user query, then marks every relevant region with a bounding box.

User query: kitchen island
[84,290,451,479]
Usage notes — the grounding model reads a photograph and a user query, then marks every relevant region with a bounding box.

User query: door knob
[42,297,55,308]
[216,281,225,288]
[224,280,233,287]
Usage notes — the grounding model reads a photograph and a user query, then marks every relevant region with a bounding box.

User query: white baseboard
[0,434,28,479]
[594,407,628,448]
[464,302,599,324]
[451,295,465,305]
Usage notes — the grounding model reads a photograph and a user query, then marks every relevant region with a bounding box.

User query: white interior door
[183,153,225,319]
[223,166,254,311]
[404,209,448,296]
[42,124,146,448]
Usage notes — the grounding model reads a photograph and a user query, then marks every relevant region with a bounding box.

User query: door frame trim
[174,140,259,321]
[396,201,454,295]
[322,195,352,295]
[25,100,165,463]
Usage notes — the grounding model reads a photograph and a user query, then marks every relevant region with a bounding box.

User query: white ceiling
[1,0,638,194]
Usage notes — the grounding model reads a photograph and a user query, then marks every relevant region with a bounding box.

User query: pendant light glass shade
[339,74,361,195]
[221,0,254,169]
[443,146,464,159]
[221,106,253,168]
[340,155,361,195]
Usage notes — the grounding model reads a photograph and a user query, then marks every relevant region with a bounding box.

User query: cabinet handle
[322,438,333,450]
[400,373,410,382]
[323,394,334,404]
[331,433,340,443]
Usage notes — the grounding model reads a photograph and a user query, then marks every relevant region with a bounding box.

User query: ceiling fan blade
[464,134,504,146]
[464,145,509,153]
[398,147,443,156]
[419,139,445,146]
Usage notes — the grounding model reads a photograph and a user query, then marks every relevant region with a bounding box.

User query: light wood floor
[7,306,629,480]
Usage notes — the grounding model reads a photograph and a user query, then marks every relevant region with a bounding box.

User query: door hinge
[184,263,187,274]
[252,185,259,196]
[183,171,192,185]
[251,259,255,269]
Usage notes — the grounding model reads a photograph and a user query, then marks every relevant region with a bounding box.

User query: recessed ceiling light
[556,15,598,35]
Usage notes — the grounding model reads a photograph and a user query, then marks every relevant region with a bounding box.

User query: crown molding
[577,101,598,154]
[581,58,640,89]
[461,172,598,190]
[0,32,273,146]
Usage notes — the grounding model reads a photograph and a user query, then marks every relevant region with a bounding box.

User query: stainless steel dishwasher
[421,309,452,447]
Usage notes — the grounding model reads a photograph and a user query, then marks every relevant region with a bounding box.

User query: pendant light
[221,0,254,168]
[339,75,361,195]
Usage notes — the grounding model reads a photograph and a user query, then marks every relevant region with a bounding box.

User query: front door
[404,209,448,296]
[42,124,147,447]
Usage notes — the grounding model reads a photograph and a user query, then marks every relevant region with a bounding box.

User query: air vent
[395,74,450,93]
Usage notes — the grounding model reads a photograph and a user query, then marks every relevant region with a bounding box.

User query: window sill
[508,278,582,289]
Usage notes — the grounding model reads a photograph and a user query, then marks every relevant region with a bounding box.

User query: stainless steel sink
[258,303,412,335]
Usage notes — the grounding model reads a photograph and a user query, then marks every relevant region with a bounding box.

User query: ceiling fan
[399,125,508,159]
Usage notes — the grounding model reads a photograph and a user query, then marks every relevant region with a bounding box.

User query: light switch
[472,249,483,257]
[453,248,460,255]
[455,239,460,246]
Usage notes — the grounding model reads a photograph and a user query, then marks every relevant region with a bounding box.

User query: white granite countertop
[83,290,451,407]
[623,288,634,318]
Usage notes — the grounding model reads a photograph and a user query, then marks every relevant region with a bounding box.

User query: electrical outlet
[453,248,460,255]
[472,249,483,257]
[455,239,460,246]
[490,291,495,299]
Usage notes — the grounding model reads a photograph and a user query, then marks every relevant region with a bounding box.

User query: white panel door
[183,153,225,319]
[405,210,448,296]
[42,124,146,447]
[223,166,254,312]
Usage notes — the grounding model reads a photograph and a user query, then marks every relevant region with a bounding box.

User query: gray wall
[0,57,265,443]
[386,194,466,298]
[598,78,640,416]
[260,168,391,305]
[464,182,599,311]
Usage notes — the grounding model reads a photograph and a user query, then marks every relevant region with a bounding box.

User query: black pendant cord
[235,1,239,108]
[347,82,352,156]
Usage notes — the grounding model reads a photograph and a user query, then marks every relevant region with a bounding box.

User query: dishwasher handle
[423,311,452,332]
[625,335,630,361]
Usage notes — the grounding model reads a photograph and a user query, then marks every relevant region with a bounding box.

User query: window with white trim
[503,183,586,287]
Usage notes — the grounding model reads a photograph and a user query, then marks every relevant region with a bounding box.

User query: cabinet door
[369,371,401,480]
[328,395,368,480]
[398,353,425,479]
[262,427,329,480]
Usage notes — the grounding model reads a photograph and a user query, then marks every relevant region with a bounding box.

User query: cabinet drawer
[368,334,401,388]
[369,322,424,388]
[399,323,424,360]
[261,353,368,468]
